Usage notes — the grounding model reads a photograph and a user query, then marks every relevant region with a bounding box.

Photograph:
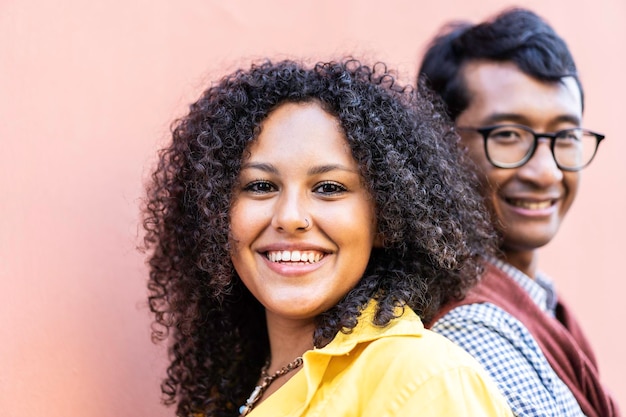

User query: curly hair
[142,58,496,416]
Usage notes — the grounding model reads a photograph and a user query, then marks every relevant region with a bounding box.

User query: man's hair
[418,7,583,120]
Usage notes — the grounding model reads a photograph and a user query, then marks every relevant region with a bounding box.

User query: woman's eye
[314,181,347,195]
[244,180,276,193]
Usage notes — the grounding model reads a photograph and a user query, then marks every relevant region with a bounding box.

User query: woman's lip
[258,243,330,253]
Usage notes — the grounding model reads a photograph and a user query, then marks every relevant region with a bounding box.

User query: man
[418,8,619,417]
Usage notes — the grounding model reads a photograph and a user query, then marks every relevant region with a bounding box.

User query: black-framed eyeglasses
[457,124,605,172]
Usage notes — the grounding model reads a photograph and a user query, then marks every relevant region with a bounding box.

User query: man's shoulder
[432,302,531,340]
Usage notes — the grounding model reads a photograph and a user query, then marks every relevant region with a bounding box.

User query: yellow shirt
[250,302,513,417]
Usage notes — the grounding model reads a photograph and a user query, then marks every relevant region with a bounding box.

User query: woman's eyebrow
[240,162,278,174]
[240,162,358,175]
[307,164,358,175]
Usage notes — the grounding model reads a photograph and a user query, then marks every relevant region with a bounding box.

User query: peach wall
[1,1,623,415]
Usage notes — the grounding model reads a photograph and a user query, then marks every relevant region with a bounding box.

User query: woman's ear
[373,232,385,248]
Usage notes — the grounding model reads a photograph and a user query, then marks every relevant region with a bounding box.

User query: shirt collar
[489,257,558,315]
[309,300,424,356]
[255,301,425,415]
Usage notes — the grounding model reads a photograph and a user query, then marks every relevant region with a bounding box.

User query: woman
[142,58,512,417]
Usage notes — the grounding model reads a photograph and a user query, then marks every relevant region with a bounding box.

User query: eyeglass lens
[485,126,598,169]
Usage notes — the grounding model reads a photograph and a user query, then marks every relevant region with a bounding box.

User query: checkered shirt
[431,259,585,417]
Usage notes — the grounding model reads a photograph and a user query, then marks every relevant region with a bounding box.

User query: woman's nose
[271,190,311,233]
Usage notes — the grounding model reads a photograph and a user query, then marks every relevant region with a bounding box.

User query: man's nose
[517,139,563,186]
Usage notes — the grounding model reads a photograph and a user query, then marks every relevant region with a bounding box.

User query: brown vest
[429,263,620,417]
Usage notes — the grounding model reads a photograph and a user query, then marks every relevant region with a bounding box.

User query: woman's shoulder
[342,327,487,390]
[367,325,488,372]
[345,330,513,416]
[331,302,493,378]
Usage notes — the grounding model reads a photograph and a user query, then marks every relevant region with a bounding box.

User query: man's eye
[491,130,521,140]
[314,181,347,195]
[557,129,582,142]
[244,180,276,193]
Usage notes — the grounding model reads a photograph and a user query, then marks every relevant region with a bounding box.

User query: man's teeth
[509,199,553,209]
[267,250,324,263]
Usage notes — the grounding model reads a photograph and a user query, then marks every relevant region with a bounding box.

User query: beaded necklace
[239,356,304,416]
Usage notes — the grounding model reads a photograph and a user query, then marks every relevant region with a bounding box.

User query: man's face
[456,60,583,255]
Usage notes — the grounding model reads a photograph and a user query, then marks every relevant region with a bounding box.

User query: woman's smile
[258,244,331,277]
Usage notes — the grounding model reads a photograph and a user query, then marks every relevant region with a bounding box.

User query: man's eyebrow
[483,112,582,126]
[482,113,529,125]
[552,114,582,125]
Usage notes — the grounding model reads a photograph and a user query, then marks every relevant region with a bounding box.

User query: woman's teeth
[266,250,324,263]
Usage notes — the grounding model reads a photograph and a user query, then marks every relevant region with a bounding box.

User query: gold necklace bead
[239,357,303,416]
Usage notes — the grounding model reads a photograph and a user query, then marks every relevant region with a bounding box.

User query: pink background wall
[1,1,624,415]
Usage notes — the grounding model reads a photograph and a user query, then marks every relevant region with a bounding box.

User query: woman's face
[230,102,378,324]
